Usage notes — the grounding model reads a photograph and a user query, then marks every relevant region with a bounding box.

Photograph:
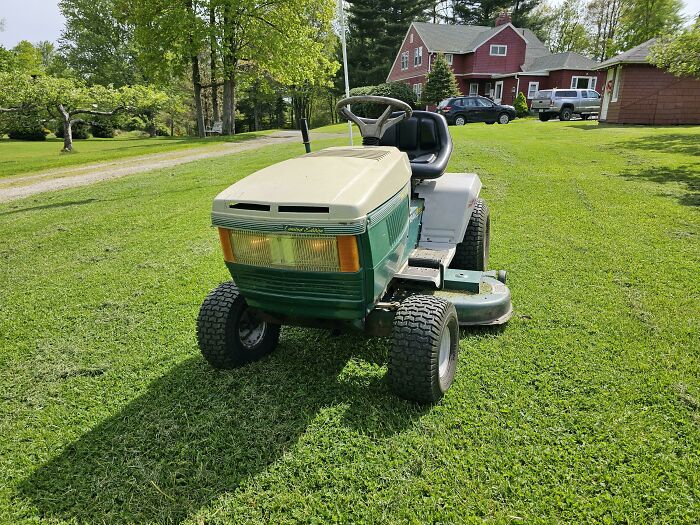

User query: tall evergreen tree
[346,0,433,87]
[453,0,543,28]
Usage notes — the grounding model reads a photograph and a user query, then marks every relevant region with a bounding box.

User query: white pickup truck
[531,89,602,121]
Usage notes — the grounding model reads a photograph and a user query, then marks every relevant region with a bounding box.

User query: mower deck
[437,270,512,326]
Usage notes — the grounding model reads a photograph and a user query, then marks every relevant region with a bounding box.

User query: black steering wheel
[336,96,413,144]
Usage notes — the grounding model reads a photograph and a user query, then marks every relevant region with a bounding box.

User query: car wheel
[497,113,510,124]
[581,114,590,120]
[485,121,495,125]
[538,113,550,122]
[197,282,281,369]
[388,295,460,404]
[454,115,466,126]
[559,107,573,121]
[450,198,490,271]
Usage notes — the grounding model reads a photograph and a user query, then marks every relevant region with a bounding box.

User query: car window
[581,91,588,98]
[437,99,453,108]
[462,98,477,107]
[588,90,600,99]
[475,98,492,107]
[555,90,578,98]
[534,90,552,99]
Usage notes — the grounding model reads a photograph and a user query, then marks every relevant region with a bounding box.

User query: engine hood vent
[306,148,390,161]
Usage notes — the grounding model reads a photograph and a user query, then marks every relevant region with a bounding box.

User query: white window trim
[527,81,539,99]
[414,46,423,67]
[570,76,596,90]
[445,53,453,65]
[413,82,422,99]
[469,82,479,96]
[400,52,409,71]
[490,44,507,56]
[612,67,621,102]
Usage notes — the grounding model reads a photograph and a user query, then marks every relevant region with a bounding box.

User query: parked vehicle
[531,89,601,121]
[437,96,517,126]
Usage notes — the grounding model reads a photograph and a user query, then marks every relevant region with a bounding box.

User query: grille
[385,202,408,245]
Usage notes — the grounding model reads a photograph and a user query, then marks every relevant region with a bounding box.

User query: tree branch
[71,106,124,117]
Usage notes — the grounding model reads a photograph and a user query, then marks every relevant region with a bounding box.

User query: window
[400,52,409,71]
[554,90,577,98]
[527,81,539,99]
[445,53,453,65]
[587,90,600,99]
[469,82,479,96]
[612,67,621,102]
[570,76,596,89]
[490,44,507,56]
[485,82,492,97]
[414,46,423,67]
[475,97,493,107]
[410,33,414,44]
[581,91,588,98]
[413,82,422,99]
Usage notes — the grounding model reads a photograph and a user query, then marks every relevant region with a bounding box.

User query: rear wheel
[498,113,510,124]
[559,107,573,121]
[454,115,466,126]
[581,114,590,120]
[388,295,459,404]
[538,113,551,122]
[450,198,490,271]
[197,282,281,369]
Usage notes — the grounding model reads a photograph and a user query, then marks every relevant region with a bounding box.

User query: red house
[386,14,606,106]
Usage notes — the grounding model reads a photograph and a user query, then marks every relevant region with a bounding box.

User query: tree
[453,0,544,28]
[421,53,459,106]
[59,0,140,86]
[616,0,683,51]
[650,19,700,78]
[346,0,433,87]
[513,91,529,116]
[540,0,591,54]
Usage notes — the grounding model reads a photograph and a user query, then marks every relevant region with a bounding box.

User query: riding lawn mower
[197,96,512,404]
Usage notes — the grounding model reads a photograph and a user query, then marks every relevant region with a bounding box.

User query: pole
[338,0,353,146]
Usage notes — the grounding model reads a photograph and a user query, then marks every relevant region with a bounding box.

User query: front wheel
[388,295,460,404]
[538,113,550,122]
[497,113,510,124]
[454,115,466,126]
[197,282,281,369]
[581,114,590,120]
[559,107,573,121]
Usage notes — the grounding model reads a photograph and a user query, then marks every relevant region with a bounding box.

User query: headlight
[218,228,359,273]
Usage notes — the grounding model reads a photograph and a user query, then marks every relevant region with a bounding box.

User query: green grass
[0,129,274,179]
[1,119,699,523]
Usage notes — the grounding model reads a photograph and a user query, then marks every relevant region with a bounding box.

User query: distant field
[0,130,273,179]
[1,119,699,523]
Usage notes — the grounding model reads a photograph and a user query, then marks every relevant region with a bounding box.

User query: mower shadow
[620,164,699,207]
[20,329,425,524]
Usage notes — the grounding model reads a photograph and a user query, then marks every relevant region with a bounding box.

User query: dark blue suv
[437,96,516,126]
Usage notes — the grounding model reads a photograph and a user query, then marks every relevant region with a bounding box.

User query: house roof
[597,39,656,69]
[411,22,549,64]
[523,51,599,72]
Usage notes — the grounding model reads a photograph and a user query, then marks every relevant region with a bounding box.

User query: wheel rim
[438,327,452,378]
[499,114,508,124]
[238,309,267,349]
[456,117,465,126]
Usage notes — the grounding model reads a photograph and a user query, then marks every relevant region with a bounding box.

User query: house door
[494,81,504,104]
[600,68,614,120]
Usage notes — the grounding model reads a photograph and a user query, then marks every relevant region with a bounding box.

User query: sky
[1,0,699,48]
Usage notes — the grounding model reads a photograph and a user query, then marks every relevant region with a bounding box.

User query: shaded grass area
[0,130,274,179]
[1,120,699,523]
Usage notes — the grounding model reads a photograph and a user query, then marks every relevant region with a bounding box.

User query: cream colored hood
[212,147,411,228]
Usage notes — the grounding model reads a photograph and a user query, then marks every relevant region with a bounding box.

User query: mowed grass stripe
[0,121,698,523]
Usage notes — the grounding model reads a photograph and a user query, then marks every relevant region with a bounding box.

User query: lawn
[1,119,698,523]
[0,130,273,179]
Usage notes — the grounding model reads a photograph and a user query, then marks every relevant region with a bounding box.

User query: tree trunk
[210,6,219,125]
[223,77,233,134]
[192,55,206,138]
[58,104,73,152]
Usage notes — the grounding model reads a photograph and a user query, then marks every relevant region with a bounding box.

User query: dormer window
[490,44,507,56]
[410,33,414,44]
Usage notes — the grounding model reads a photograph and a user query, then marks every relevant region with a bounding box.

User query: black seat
[379,111,452,179]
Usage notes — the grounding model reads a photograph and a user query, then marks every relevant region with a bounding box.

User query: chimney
[495,11,511,26]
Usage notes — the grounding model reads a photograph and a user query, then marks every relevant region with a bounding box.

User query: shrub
[91,117,116,138]
[421,53,460,107]
[154,123,170,136]
[55,121,90,139]
[514,91,529,118]
[4,114,49,141]
[124,116,146,131]
[348,82,417,118]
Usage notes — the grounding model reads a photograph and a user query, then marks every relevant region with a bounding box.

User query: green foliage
[55,121,91,139]
[348,82,417,118]
[514,91,529,117]
[346,0,433,87]
[421,53,460,107]
[3,113,49,141]
[650,20,700,78]
[453,0,543,29]
[539,0,591,54]
[90,117,116,138]
[617,0,684,51]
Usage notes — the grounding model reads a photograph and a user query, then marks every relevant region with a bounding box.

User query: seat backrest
[379,111,452,179]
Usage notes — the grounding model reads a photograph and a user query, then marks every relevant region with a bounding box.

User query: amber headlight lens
[221,229,360,272]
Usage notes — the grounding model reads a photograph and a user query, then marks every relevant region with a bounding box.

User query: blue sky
[1,0,699,48]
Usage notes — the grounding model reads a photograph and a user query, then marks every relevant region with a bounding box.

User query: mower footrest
[395,265,442,287]
[408,247,455,268]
